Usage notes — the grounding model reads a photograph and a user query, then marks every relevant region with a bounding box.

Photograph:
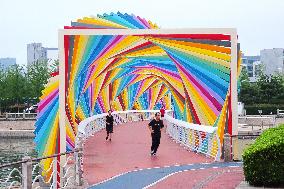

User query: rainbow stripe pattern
[35,12,240,177]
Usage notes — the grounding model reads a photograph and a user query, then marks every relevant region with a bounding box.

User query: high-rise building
[46,48,58,65]
[241,55,261,82]
[27,43,47,66]
[260,48,284,75]
[0,58,16,70]
[27,43,58,67]
[46,48,58,60]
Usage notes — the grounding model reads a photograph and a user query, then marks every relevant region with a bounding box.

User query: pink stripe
[128,75,139,85]
[149,88,152,107]
[95,35,124,62]
[180,65,222,111]
[174,62,220,115]
[83,65,96,90]
[168,54,222,111]
[190,72,224,105]
[137,16,150,28]
[152,66,182,81]
[66,137,75,149]
[132,14,147,28]
[98,96,105,113]
[136,81,143,99]
[38,89,59,112]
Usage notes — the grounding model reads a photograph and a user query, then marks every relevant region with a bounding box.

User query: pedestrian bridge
[29,13,241,189]
[0,110,243,189]
[77,110,243,188]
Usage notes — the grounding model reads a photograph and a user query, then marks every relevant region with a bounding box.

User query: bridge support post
[75,139,83,186]
[224,133,231,162]
[22,156,32,189]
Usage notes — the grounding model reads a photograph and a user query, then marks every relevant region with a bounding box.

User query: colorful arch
[35,12,241,178]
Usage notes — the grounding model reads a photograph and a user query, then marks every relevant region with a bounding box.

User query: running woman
[148,112,164,156]
[105,110,114,141]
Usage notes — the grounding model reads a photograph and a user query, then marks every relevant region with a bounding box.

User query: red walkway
[83,121,244,188]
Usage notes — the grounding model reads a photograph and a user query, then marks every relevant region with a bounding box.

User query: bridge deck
[83,121,244,188]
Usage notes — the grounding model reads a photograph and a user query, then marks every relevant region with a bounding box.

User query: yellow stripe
[40,80,59,100]
[179,71,217,125]
[78,17,127,29]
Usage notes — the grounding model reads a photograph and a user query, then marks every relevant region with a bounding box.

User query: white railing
[76,110,159,140]
[76,110,221,161]
[277,109,284,117]
[1,113,37,120]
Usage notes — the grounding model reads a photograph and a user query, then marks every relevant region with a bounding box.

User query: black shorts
[106,125,113,134]
[161,115,164,117]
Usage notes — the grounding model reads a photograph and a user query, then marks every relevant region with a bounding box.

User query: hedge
[245,104,284,115]
[243,124,284,186]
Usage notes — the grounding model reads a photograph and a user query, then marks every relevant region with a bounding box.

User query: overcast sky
[1,0,284,65]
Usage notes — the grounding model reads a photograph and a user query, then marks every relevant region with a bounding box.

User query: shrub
[245,104,284,115]
[243,124,284,186]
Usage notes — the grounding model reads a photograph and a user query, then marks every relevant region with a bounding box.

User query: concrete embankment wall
[0,120,35,138]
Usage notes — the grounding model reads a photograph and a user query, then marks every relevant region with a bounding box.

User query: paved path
[149,164,243,189]
[88,162,243,189]
[83,121,244,188]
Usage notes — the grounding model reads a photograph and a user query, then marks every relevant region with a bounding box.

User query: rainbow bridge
[34,12,242,188]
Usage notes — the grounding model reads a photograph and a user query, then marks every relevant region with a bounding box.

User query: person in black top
[105,110,114,141]
[148,112,164,156]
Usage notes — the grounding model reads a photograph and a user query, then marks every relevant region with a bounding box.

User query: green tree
[3,65,28,112]
[26,60,50,101]
[269,74,284,104]
[0,68,6,113]
[0,61,51,113]
[257,73,284,104]
[49,59,59,73]
[239,67,250,85]
[239,68,260,104]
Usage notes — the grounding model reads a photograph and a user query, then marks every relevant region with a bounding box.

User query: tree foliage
[0,60,52,113]
[239,68,284,105]
[27,61,50,99]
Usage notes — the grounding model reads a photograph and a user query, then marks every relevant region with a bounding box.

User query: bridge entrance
[34,13,240,188]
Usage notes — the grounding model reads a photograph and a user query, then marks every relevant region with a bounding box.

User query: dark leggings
[151,132,161,153]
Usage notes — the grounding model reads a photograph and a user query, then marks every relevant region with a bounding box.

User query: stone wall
[0,120,35,130]
[0,130,34,138]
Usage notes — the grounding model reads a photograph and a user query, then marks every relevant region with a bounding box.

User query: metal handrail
[0,150,78,169]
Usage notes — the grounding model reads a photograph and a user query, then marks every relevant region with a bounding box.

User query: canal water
[0,138,37,183]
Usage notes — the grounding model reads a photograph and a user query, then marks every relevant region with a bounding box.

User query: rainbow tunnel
[34,12,241,176]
